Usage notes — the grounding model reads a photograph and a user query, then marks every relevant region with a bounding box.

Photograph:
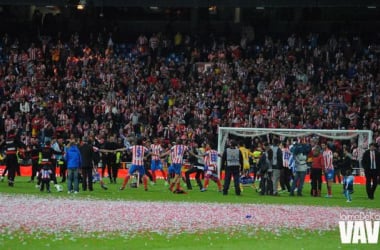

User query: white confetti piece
[0,194,378,236]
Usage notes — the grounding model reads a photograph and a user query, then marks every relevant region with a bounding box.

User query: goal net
[217,127,373,177]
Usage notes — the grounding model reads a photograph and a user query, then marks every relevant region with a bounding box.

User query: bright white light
[77,0,86,10]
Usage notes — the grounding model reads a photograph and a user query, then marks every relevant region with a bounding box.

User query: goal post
[217,127,373,178]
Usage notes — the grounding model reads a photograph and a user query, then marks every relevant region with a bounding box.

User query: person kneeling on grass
[119,138,154,191]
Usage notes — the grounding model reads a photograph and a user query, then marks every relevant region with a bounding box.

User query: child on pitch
[343,168,354,203]
[40,165,52,193]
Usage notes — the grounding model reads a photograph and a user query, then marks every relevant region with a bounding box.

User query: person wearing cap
[361,142,380,200]
[221,139,243,196]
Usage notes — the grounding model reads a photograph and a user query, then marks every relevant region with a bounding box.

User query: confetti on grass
[0,194,378,236]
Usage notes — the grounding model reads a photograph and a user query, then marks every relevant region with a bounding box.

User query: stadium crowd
[0,28,379,197]
[0,30,379,146]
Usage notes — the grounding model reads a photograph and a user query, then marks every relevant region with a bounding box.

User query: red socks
[122,175,130,188]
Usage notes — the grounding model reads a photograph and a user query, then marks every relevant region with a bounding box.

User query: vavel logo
[339,212,380,244]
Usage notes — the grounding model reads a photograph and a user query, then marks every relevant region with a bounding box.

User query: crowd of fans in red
[0,30,379,148]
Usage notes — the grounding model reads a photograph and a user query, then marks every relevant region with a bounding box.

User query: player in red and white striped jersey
[201,144,222,192]
[321,142,334,197]
[150,138,168,185]
[161,138,191,194]
[120,138,153,191]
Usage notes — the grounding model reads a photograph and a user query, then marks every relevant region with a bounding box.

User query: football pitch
[0,177,379,250]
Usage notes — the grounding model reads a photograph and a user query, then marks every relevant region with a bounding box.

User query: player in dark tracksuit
[28,138,41,183]
[185,146,204,190]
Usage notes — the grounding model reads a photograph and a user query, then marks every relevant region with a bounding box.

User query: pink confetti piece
[0,194,378,236]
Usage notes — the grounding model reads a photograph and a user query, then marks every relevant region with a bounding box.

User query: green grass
[0,177,379,250]
[1,229,379,250]
[0,177,377,208]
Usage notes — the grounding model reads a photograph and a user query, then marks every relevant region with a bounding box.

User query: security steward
[221,140,243,196]
[4,129,25,187]
[28,137,41,183]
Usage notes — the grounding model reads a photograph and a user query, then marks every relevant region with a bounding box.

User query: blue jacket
[65,145,82,169]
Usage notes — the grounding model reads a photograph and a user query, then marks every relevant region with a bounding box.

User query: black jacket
[79,142,94,169]
[361,149,380,171]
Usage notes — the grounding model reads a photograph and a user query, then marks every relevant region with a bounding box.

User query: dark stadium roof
[1,0,378,8]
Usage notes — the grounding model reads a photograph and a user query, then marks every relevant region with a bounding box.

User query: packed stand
[0,30,379,194]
